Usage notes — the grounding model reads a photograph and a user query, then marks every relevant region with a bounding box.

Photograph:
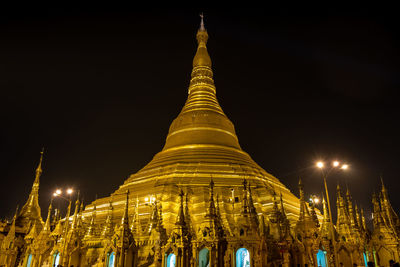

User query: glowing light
[55,189,62,195]
[67,188,73,194]
[332,161,340,167]
[151,197,156,202]
[53,193,58,197]
[144,197,149,202]
[316,161,324,168]
[341,164,349,170]
[310,195,320,204]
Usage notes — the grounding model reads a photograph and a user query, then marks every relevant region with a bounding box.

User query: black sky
[1,5,399,225]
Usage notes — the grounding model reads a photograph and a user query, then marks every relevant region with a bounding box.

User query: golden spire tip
[199,12,205,31]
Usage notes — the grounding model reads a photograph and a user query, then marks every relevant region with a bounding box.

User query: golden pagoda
[1,15,400,267]
[93,14,301,228]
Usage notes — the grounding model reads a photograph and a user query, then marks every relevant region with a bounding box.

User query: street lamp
[309,195,320,204]
[52,188,76,266]
[53,188,74,201]
[316,160,349,267]
[52,188,75,224]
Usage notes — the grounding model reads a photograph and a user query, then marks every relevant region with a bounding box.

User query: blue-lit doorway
[26,254,33,267]
[198,248,209,267]
[53,252,60,267]
[166,253,176,267]
[236,248,250,267]
[107,252,116,267]
[316,249,328,267]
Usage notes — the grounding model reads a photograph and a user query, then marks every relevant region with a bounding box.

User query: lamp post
[53,188,75,267]
[316,160,349,267]
[53,188,74,202]
[309,195,320,205]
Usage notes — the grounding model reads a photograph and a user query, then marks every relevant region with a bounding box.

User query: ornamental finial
[35,148,44,183]
[380,174,386,192]
[199,12,205,31]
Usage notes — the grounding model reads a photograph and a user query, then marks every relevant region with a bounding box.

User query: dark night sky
[1,5,399,225]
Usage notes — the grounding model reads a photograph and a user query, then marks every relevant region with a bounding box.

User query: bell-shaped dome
[94,17,302,234]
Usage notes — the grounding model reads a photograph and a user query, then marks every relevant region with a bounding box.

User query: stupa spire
[6,207,18,240]
[242,179,249,216]
[298,178,311,220]
[42,200,52,232]
[206,179,217,219]
[34,148,44,184]
[320,197,331,239]
[248,182,259,227]
[70,194,80,230]
[361,208,367,231]
[161,13,241,152]
[346,187,356,228]
[192,13,211,70]
[102,202,114,238]
[199,12,205,31]
[85,202,96,238]
[176,189,186,226]
[122,190,130,228]
[380,175,386,192]
[18,149,45,226]
[184,192,191,226]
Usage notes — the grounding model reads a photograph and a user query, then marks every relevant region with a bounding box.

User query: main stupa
[86,17,301,234]
[4,16,395,267]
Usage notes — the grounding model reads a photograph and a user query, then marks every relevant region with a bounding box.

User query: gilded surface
[1,17,399,267]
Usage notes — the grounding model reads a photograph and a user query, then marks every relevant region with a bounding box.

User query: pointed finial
[34,148,44,183]
[122,190,130,226]
[210,177,214,189]
[176,188,185,226]
[298,177,304,199]
[193,13,210,68]
[199,12,205,31]
[280,193,285,211]
[13,205,19,221]
[43,201,52,231]
[380,175,386,192]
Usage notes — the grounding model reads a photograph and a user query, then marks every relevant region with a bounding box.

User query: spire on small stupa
[5,207,18,241]
[298,178,311,220]
[206,178,217,219]
[18,149,45,227]
[242,179,249,216]
[102,201,114,238]
[42,200,53,232]
[121,190,130,229]
[320,196,331,239]
[175,189,186,227]
[70,192,80,231]
[25,220,40,241]
[248,182,259,227]
[184,192,192,233]
[148,199,159,234]
[85,202,96,239]
[34,148,44,184]
[380,175,386,193]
